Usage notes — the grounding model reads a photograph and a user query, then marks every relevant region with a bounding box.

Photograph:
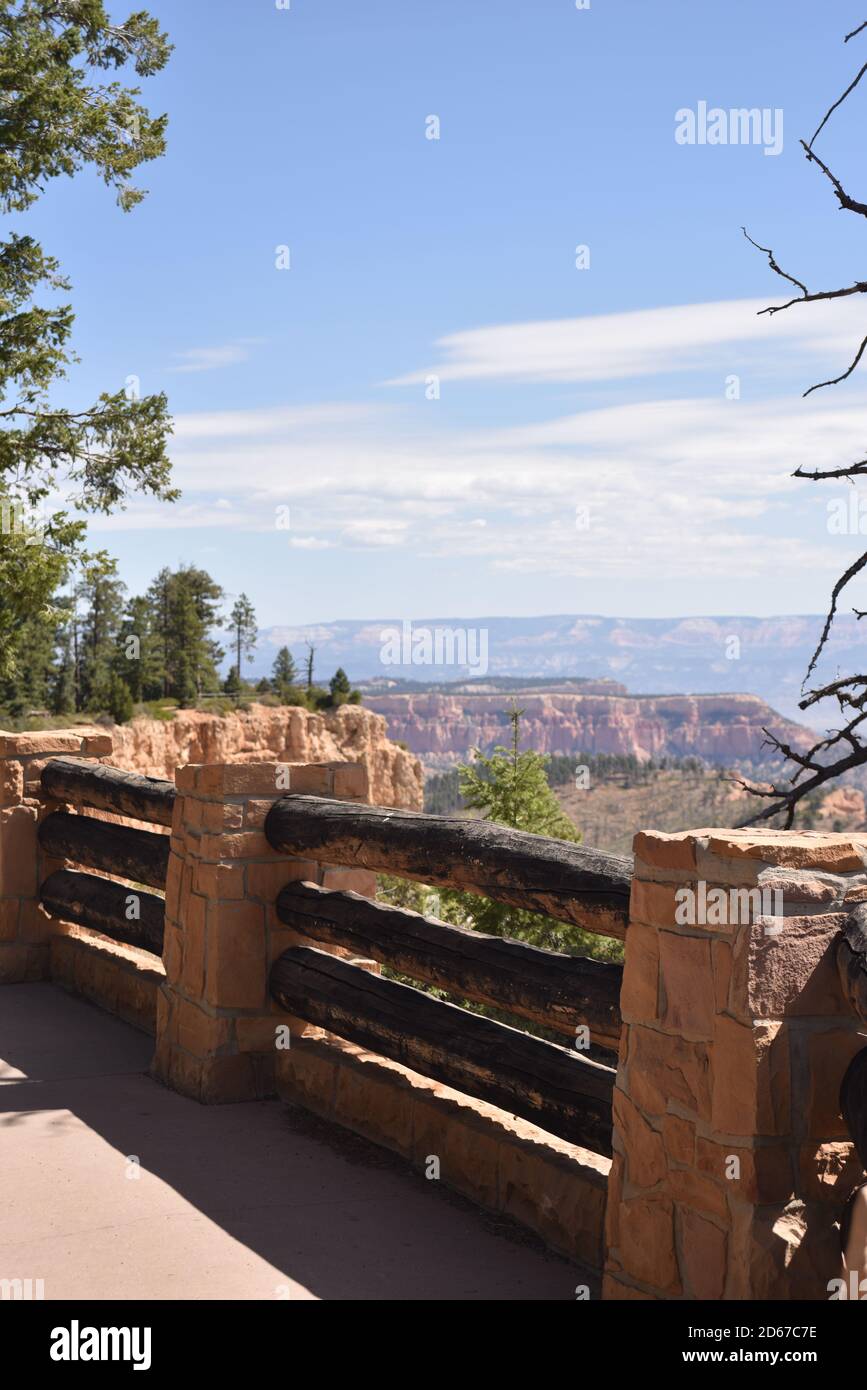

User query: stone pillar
[0,727,113,983]
[604,827,867,1301]
[152,760,375,1104]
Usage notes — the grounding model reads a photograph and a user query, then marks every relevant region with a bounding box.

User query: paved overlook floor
[0,985,574,1301]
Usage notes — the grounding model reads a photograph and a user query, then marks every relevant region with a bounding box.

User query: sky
[23,0,867,629]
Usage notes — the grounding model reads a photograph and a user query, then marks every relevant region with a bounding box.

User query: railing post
[152,760,375,1103]
[0,728,112,983]
[604,827,866,1300]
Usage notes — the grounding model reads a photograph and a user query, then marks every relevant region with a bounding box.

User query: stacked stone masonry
[604,827,867,1301]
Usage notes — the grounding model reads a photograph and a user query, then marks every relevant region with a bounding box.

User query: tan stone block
[618,920,659,1024]
[704,829,867,874]
[162,922,182,983]
[661,1113,694,1167]
[728,1198,840,1300]
[236,1016,291,1052]
[279,764,334,795]
[0,732,83,756]
[184,799,204,830]
[205,901,266,1008]
[199,1053,262,1103]
[165,853,182,919]
[212,764,276,795]
[181,909,205,996]
[275,1037,338,1112]
[618,1195,681,1294]
[632,831,696,871]
[156,986,175,1044]
[223,802,245,830]
[711,939,732,1013]
[613,1088,666,1188]
[244,799,275,829]
[176,997,231,1058]
[658,931,714,1041]
[320,866,377,897]
[247,859,317,903]
[747,913,850,1018]
[0,805,37,896]
[629,879,681,929]
[198,831,270,860]
[18,899,49,943]
[175,765,197,791]
[196,766,225,794]
[799,1141,860,1202]
[678,1208,727,1300]
[695,1137,793,1205]
[668,1165,728,1221]
[0,760,23,807]
[711,1018,790,1137]
[332,763,368,800]
[605,1150,624,1248]
[332,1050,414,1156]
[628,1025,711,1119]
[806,1027,866,1137]
[193,862,245,900]
[498,1135,607,1267]
[267,925,306,964]
[81,734,113,757]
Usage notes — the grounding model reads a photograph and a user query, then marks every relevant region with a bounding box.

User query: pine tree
[144,565,223,701]
[329,667,352,706]
[228,593,257,683]
[272,646,297,694]
[75,554,126,711]
[437,706,620,958]
[0,4,175,684]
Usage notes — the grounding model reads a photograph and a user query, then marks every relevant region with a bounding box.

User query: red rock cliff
[364,691,816,771]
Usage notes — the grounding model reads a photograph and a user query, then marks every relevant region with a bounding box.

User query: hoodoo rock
[103,703,423,809]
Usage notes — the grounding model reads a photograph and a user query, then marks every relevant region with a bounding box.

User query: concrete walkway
[0,985,575,1300]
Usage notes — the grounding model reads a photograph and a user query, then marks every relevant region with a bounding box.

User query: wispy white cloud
[90,298,867,589]
[167,342,256,374]
[385,297,867,387]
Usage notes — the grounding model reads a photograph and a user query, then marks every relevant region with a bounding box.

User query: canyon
[363,689,816,774]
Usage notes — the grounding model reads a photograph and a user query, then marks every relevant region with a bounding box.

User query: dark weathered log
[838,904,867,1024]
[276,880,623,1049]
[40,868,165,956]
[38,811,170,890]
[41,756,175,827]
[270,945,614,1153]
[265,795,632,938]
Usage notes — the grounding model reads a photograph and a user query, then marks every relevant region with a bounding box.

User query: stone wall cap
[635,826,867,874]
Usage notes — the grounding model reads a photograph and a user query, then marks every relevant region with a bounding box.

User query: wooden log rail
[276,880,623,1051]
[265,795,632,939]
[270,945,615,1153]
[41,757,176,827]
[40,869,165,956]
[38,811,170,891]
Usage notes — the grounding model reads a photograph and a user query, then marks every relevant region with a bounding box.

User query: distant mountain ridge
[252,613,866,726]
[361,689,815,776]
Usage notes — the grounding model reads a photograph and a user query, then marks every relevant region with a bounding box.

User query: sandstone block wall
[0,727,112,983]
[604,827,867,1301]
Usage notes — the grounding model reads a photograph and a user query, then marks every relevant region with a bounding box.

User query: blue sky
[24,0,867,629]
